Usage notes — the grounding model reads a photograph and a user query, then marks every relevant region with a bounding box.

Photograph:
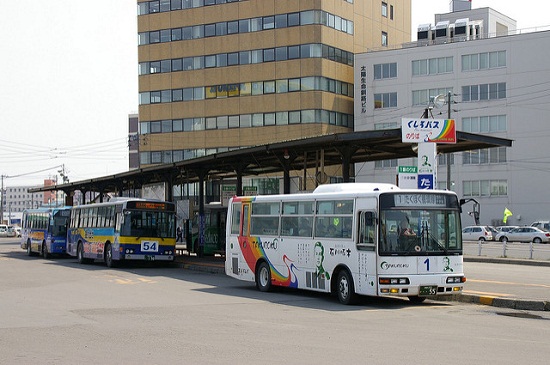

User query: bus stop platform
[173,253,550,311]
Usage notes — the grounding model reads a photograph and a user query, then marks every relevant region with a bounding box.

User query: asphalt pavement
[174,251,550,311]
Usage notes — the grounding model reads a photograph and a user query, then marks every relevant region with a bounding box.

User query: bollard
[478,239,483,256]
[530,241,534,260]
[502,239,507,257]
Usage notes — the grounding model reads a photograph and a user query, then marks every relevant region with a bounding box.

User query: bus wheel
[26,240,33,256]
[105,243,117,268]
[336,270,357,305]
[408,296,427,304]
[77,243,91,264]
[256,261,272,292]
[42,243,50,259]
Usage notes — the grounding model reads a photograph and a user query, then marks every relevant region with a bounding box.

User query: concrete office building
[354,6,550,226]
[136,0,411,194]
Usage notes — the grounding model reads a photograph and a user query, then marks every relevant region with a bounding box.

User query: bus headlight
[379,278,410,285]
[446,276,465,284]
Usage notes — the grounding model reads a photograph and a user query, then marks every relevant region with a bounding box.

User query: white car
[462,226,494,241]
[495,226,550,243]
[496,225,519,233]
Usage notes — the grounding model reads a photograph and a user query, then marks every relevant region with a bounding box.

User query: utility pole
[446,91,452,191]
[0,174,5,224]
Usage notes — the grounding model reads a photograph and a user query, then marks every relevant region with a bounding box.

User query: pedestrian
[176,226,183,242]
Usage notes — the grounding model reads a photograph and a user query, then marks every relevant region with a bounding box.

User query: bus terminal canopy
[30,128,512,199]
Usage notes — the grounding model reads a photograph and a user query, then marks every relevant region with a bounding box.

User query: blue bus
[67,198,176,267]
[20,207,71,258]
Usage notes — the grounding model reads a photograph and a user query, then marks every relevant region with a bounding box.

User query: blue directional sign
[417,174,434,190]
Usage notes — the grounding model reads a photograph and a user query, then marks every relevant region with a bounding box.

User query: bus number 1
[423,258,430,271]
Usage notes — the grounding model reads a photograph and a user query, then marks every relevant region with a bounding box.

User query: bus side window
[230,203,241,235]
[242,204,250,236]
[358,211,375,251]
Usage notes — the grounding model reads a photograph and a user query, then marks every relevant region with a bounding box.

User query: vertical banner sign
[360,66,367,114]
[397,166,418,189]
[417,143,437,190]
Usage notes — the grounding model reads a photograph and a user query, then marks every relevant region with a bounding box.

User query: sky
[1,0,548,187]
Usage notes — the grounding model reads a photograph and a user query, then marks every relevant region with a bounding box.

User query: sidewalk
[173,253,550,311]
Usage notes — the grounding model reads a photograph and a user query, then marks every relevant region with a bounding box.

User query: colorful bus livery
[67,198,176,267]
[21,207,71,258]
[226,183,466,305]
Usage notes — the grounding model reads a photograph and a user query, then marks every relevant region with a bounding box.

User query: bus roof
[313,183,399,194]
[23,206,72,214]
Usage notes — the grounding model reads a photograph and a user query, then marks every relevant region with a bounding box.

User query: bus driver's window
[358,211,375,251]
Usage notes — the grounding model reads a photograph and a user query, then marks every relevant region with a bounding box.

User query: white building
[1,186,44,225]
[354,7,550,227]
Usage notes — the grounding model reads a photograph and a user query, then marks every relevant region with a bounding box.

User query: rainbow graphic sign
[233,196,299,288]
[401,118,456,144]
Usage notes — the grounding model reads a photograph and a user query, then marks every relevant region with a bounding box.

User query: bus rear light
[453,287,462,292]
[390,288,399,294]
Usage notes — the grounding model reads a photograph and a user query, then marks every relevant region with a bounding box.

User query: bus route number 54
[141,241,159,252]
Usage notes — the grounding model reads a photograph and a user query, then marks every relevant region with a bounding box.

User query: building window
[462,51,506,71]
[374,62,397,80]
[412,87,453,106]
[412,57,453,76]
[463,147,507,165]
[381,31,388,46]
[462,115,507,133]
[463,180,507,197]
[462,83,506,102]
[374,92,397,109]
[382,2,388,17]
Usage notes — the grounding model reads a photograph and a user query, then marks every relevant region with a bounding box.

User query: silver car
[495,226,550,243]
[462,226,494,241]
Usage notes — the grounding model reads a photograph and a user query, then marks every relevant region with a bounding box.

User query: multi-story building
[1,185,44,225]
[354,5,550,226]
[136,0,411,194]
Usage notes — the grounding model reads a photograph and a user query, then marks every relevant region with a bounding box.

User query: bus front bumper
[123,254,174,261]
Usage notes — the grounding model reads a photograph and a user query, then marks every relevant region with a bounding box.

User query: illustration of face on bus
[314,241,330,279]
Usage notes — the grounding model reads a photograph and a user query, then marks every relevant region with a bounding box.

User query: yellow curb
[479,296,495,305]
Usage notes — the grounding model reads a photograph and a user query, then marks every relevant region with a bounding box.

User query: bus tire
[77,242,91,264]
[105,243,117,268]
[42,243,50,259]
[256,261,272,292]
[336,269,358,305]
[26,240,34,256]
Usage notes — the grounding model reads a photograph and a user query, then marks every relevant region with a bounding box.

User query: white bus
[225,183,465,304]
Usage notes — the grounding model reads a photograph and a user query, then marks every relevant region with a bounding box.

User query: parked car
[496,225,519,233]
[6,226,16,238]
[531,221,550,232]
[495,226,550,243]
[462,226,494,241]
[15,227,21,237]
[0,228,6,237]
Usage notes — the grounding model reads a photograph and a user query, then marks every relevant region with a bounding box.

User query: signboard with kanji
[402,118,456,144]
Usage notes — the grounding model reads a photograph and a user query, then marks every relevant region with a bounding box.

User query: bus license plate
[419,286,437,296]
[144,255,155,261]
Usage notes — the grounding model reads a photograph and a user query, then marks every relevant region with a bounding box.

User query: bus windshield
[121,209,175,238]
[379,208,461,255]
[52,212,69,237]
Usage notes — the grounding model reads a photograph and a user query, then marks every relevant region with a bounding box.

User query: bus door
[356,211,378,296]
